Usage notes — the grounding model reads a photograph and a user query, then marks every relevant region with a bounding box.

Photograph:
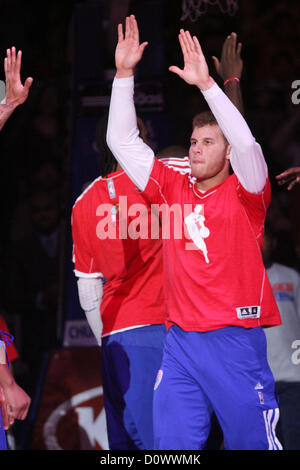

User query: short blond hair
[192,111,228,144]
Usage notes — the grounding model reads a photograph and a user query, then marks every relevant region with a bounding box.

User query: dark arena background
[0,0,299,451]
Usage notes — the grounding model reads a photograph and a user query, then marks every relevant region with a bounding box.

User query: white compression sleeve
[107,76,155,191]
[77,277,103,346]
[202,83,268,194]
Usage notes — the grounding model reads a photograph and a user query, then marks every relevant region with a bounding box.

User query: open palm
[5,47,33,106]
[169,30,212,89]
[115,16,148,75]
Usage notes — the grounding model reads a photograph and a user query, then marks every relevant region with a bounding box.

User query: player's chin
[191,167,206,180]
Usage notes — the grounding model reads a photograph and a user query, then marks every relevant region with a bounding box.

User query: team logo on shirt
[106,178,116,199]
[154,369,163,390]
[236,305,261,319]
[184,204,210,262]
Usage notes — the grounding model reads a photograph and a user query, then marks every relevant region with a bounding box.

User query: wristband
[224,77,240,86]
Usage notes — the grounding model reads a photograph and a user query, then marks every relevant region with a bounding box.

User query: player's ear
[225,144,231,160]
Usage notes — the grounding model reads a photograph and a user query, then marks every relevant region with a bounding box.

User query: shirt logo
[106,178,116,199]
[258,391,264,404]
[236,305,261,319]
[255,382,264,390]
[184,204,210,263]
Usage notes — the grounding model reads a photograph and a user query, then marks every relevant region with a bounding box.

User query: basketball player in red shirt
[106,15,282,450]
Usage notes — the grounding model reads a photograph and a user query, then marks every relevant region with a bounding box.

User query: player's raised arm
[212,32,244,116]
[107,15,154,191]
[0,47,33,131]
[170,30,267,194]
[115,15,148,79]
[169,29,215,91]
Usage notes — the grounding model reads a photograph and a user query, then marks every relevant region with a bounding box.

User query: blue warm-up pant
[101,324,166,450]
[0,411,7,450]
[153,325,282,450]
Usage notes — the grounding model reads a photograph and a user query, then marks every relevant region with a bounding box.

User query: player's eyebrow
[190,136,215,142]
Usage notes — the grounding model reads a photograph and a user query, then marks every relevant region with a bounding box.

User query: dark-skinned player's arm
[276,167,300,191]
[169,29,266,194]
[212,32,244,116]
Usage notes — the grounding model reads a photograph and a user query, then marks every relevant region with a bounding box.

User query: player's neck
[196,171,229,192]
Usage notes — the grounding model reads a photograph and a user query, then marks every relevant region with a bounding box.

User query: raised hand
[212,32,243,81]
[169,30,214,91]
[276,167,300,190]
[4,47,33,106]
[115,15,148,78]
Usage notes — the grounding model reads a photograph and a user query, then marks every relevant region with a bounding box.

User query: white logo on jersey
[106,178,116,199]
[184,204,210,263]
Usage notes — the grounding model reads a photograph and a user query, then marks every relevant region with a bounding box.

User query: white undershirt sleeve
[107,76,155,191]
[202,83,268,194]
[77,277,103,346]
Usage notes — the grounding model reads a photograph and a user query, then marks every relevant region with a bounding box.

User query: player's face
[189,125,231,186]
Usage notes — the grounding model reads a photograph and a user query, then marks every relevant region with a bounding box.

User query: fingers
[125,16,131,39]
[124,15,138,41]
[192,34,204,56]
[7,399,30,424]
[3,398,30,426]
[178,30,188,56]
[24,77,33,92]
[119,15,141,44]
[276,167,300,180]
[229,32,237,56]
[1,406,9,430]
[237,41,242,58]
[180,29,194,54]
[276,167,300,190]
[222,33,241,59]
[5,49,11,76]
[18,397,30,421]
[287,180,297,191]
[117,23,124,42]
[6,404,15,427]
[212,55,220,72]
[5,46,21,77]
[285,175,300,190]
[131,15,139,43]
[168,65,184,78]
[178,29,204,58]
[139,41,148,56]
